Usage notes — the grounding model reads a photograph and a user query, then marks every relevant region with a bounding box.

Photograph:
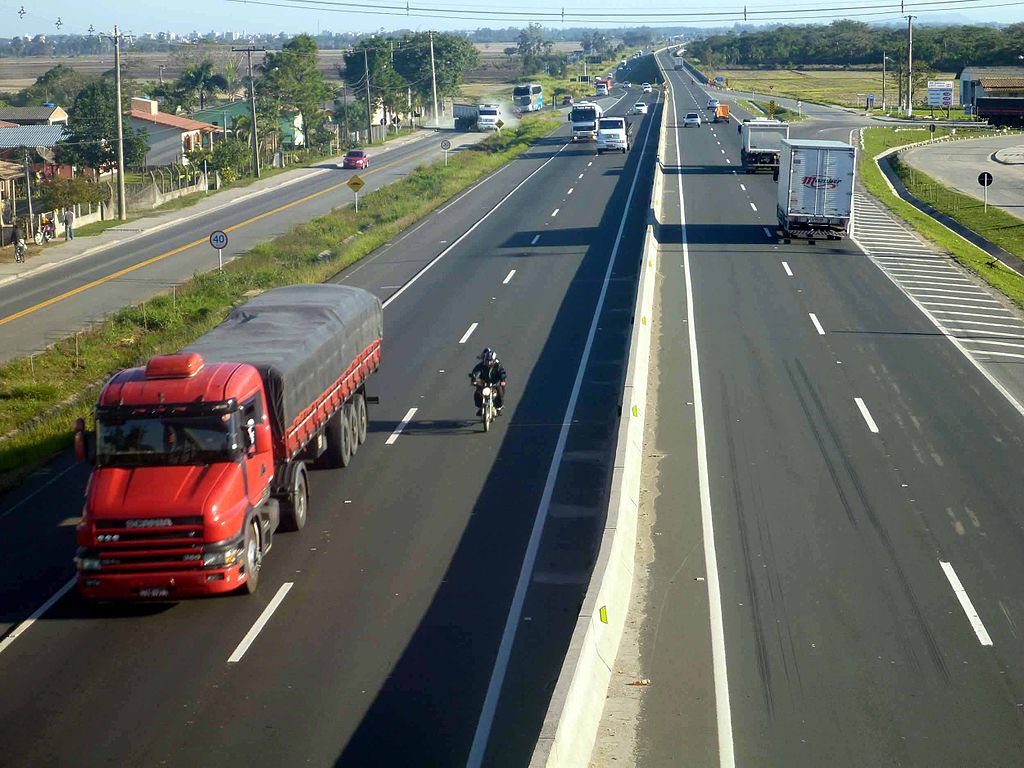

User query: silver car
[683,112,701,127]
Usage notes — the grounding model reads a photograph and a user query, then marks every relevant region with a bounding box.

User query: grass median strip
[859,127,1024,309]
[0,115,558,486]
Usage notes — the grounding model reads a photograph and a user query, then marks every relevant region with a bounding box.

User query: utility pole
[341,80,348,144]
[233,45,265,178]
[905,16,916,118]
[363,47,373,143]
[23,147,34,239]
[881,51,887,113]
[111,24,130,219]
[429,31,439,129]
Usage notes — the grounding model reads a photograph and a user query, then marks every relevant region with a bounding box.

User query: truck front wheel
[241,517,262,594]
[280,463,308,531]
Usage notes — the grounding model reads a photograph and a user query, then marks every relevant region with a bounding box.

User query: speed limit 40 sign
[209,230,228,250]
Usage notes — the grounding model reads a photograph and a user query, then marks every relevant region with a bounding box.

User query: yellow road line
[0,143,433,327]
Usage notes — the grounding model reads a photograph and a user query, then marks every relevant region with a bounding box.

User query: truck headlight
[203,547,242,568]
[76,556,102,572]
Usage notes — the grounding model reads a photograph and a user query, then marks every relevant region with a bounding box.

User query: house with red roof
[127,97,218,167]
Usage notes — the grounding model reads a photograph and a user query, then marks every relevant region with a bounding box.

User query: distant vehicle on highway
[683,112,702,127]
[631,102,649,115]
[513,82,544,112]
[342,149,368,169]
[740,118,790,172]
[562,94,574,106]
[707,98,720,109]
[623,81,631,89]
[642,82,653,93]
[596,116,630,154]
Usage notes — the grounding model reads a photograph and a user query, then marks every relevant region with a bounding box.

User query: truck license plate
[138,588,169,598]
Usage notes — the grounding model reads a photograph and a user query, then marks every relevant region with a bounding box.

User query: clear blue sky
[3,0,1018,36]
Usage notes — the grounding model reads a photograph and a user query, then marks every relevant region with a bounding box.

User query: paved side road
[900,134,1024,220]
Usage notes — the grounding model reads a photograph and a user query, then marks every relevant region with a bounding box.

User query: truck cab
[596,116,629,154]
[76,354,278,600]
[477,104,501,131]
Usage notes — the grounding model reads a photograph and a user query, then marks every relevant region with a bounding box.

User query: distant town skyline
[5,0,1019,36]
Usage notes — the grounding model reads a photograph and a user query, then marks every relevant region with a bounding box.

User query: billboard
[927,80,954,107]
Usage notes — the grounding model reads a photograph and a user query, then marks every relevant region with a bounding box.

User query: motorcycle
[471,379,503,432]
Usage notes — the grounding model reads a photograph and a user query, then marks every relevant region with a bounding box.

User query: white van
[596,116,629,154]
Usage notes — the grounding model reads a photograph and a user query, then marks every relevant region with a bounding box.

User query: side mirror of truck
[567,113,572,122]
[73,417,95,465]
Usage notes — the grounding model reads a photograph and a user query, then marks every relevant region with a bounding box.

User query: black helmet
[486,350,499,364]
[480,347,492,361]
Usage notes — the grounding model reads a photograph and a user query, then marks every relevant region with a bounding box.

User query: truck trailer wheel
[346,402,359,458]
[240,517,262,594]
[324,407,352,468]
[280,463,308,531]
[355,394,368,444]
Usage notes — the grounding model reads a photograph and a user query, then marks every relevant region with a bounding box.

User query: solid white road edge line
[385,408,418,445]
[673,82,737,768]
[939,561,993,646]
[459,322,479,344]
[809,313,825,335]
[0,577,76,656]
[782,261,793,277]
[854,397,880,434]
[466,88,662,768]
[381,140,569,310]
[227,582,294,663]
[503,269,516,285]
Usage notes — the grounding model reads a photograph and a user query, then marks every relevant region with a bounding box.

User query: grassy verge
[859,126,1024,308]
[0,114,558,486]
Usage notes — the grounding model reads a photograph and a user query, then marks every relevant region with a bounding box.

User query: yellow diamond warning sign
[346,174,365,193]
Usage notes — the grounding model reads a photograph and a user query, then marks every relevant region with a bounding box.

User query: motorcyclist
[469,348,507,416]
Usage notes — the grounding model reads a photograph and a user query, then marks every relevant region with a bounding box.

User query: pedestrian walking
[62,207,75,240]
[11,219,26,263]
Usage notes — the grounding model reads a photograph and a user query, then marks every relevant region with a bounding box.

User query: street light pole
[906,16,916,118]
[363,47,373,143]
[882,51,887,113]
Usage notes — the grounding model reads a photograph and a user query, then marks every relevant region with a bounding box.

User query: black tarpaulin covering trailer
[184,284,383,443]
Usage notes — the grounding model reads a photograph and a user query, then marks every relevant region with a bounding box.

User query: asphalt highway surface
[0,84,659,766]
[628,51,1024,767]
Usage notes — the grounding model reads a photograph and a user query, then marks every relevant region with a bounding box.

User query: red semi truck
[73,284,382,599]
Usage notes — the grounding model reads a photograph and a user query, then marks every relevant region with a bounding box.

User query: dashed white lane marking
[940,561,993,646]
[578,173,584,179]
[587,161,593,167]
[503,269,516,285]
[531,234,540,245]
[551,208,560,217]
[782,261,793,277]
[0,578,76,656]
[854,397,880,433]
[228,582,294,663]
[459,322,479,344]
[809,313,825,335]
[726,158,731,164]
[721,149,726,154]
[749,202,758,212]
[385,408,418,445]
[739,183,746,191]
[567,188,574,195]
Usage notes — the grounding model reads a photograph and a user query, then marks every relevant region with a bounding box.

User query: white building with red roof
[127,97,218,167]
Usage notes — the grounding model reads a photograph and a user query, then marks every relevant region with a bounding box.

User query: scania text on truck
[568,101,604,141]
[776,139,856,242]
[740,118,790,173]
[73,284,383,600]
[513,83,543,112]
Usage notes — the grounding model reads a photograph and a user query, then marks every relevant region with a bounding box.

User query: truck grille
[92,517,206,570]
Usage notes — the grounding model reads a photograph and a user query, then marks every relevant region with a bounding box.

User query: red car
[342,149,369,169]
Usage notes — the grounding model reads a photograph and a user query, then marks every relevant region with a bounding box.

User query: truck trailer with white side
[776,139,856,242]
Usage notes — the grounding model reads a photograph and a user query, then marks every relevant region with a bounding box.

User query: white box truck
[673,57,685,70]
[568,101,604,142]
[776,139,856,242]
[740,118,790,172]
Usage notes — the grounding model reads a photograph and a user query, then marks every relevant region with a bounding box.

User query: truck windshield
[572,107,597,120]
[97,413,240,468]
[599,119,623,130]
[479,108,498,116]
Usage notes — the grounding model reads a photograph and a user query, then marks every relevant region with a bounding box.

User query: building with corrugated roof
[127,97,218,166]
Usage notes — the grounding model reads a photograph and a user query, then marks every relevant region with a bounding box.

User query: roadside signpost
[978,171,993,213]
[440,138,451,165]
[495,118,505,136]
[928,80,954,118]
[347,174,365,211]
[209,229,228,271]
[767,100,776,118]
[930,123,937,135]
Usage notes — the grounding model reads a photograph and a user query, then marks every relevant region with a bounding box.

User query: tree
[55,78,149,171]
[177,60,228,111]
[260,35,331,146]
[37,177,109,212]
[12,65,91,108]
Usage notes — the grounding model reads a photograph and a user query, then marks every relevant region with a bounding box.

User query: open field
[707,68,958,110]
[0,42,583,94]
